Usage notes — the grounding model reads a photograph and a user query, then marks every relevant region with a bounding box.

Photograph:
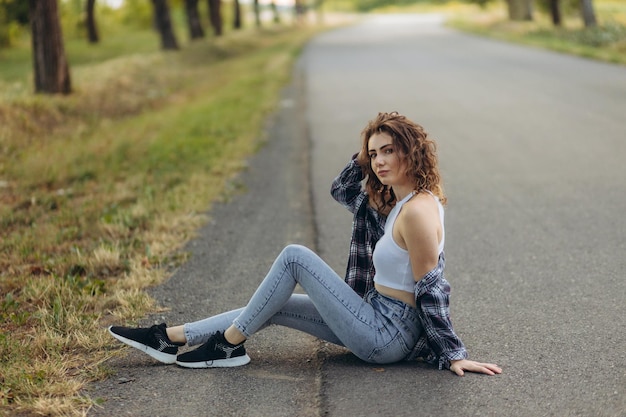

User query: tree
[207,0,222,36]
[313,0,323,25]
[580,0,597,27]
[294,0,306,24]
[86,0,99,43]
[253,0,260,28]
[232,0,242,30]
[184,0,204,39]
[548,0,562,26]
[29,0,71,94]
[152,0,179,50]
[270,1,280,24]
[507,0,533,21]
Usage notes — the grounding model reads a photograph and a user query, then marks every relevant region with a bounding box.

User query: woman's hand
[449,359,502,376]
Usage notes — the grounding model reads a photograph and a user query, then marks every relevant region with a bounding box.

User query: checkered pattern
[408,253,468,369]
[330,155,386,297]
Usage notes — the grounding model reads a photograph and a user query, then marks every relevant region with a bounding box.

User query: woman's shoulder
[406,192,439,212]
[398,193,440,227]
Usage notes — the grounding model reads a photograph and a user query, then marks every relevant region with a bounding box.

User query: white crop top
[373,191,444,293]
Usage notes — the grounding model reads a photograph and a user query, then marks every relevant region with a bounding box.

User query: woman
[109,112,501,376]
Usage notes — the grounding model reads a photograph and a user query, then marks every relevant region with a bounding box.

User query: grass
[0,19,322,416]
[365,0,626,65]
[443,0,626,65]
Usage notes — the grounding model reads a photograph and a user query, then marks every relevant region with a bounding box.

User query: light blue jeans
[184,244,422,364]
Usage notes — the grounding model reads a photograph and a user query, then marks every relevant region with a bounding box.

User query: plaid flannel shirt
[331,156,468,369]
[407,253,468,369]
[330,155,386,297]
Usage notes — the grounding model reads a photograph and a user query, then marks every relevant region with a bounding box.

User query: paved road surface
[306,14,625,417]
[89,14,626,416]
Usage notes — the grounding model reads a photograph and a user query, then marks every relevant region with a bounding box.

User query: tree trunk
[86,0,99,43]
[314,0,324,25]
[152,0,179,50]
[580,0,597,27]
[549,0,562,26]
[29,0,71,94]
[207,0,223,36]
[507,0,533,21]
[270,1,280,24]
[294,0,306,24]
[233,0,242,30]
[185,0,204,39]
[253,0,261,28]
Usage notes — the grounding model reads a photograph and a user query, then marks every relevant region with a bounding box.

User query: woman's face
[368,132,409,188]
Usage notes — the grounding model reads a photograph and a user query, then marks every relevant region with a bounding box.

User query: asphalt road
[89,14,626,417]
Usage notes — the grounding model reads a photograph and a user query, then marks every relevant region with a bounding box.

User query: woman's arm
[412,254,501,376]
[392,197,463,369]
[330,153,366,214]
[398,200,500,374]
[414,263,469,370]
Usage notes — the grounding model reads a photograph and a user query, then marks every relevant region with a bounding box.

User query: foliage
[0,0,27,24]
[56,0,154,39]
[530,19,626,47]
[0,0,28,46]
[0,0,155,49]
[59,0,86,39]
[326,0,435,12]
[119,0,154,29]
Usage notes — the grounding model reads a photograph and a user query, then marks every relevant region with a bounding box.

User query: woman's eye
[385,148,393,154]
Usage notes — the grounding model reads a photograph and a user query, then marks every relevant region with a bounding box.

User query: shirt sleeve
[414,254,468,370]
[330,154,365,214]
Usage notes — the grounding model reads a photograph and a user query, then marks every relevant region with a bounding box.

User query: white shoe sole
[176,354,251,368]
[108,326,177,364]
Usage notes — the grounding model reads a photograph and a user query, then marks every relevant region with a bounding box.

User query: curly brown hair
[357,112,446,214]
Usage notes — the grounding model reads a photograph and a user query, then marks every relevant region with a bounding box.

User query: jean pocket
[366,330,412,364]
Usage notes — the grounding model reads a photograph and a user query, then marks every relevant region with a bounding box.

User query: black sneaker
[108,323,184,364]
[176,331,250,368]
